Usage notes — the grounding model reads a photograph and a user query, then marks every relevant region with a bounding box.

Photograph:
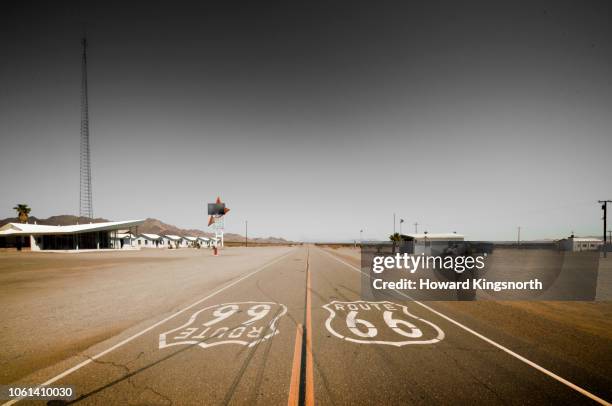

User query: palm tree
[389,232,402,242]
[13,204,31,224]
[389,232,402,254]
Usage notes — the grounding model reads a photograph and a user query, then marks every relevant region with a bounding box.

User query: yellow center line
[287,324,304,406]
[305,264,314,406]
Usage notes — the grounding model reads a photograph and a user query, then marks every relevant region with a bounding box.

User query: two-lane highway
[4,245,612,405]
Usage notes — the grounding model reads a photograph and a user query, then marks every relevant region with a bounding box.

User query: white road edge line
[2,248,297,406]
[319,247,612,406]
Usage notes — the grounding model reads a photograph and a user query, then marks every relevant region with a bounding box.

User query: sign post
[207,196,230,251]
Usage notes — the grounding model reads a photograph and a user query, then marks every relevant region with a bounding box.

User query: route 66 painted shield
[323,301,444,346]
[159,302,287,349]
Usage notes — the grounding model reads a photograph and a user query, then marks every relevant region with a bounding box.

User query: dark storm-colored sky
[1,1,611,241]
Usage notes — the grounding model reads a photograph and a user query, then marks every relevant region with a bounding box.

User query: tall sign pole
[208,197,230,249]
[599,200,611,258]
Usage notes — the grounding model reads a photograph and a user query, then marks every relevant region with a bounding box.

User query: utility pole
[360,229,363,244]
[414,222,419,234]
[400,219,404,235]
[393,213,396,234]
[245,220,248,248]
[517,226,521,247]
[599,201,611,258]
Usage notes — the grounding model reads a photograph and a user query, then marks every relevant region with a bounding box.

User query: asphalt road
[3,245,612,405]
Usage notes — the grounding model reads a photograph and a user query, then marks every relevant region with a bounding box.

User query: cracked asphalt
[2,245,612,405]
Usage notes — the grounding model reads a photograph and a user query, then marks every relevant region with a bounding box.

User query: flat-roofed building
[559,236,603,252]
[399,232,465,255]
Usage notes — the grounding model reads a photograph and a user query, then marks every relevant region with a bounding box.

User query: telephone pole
[245,220,248,248]
[599,200,611,258]
[414,222,419,234]
[517,226,521,247]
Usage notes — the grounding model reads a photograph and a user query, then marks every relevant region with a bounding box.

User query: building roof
[184,236,197,241]
[0,220,145,236]
[402,233,464,240]
[570,237,603,242]
[139,233,161,240]
[164,235,182,241]
[197,236,210,241]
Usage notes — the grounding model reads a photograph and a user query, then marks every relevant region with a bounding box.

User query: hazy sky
[1,1,611,242]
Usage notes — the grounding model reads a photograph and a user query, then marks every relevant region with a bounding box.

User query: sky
[1,1,611,242]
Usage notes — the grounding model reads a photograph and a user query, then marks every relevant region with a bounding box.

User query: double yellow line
[288,250,314,406]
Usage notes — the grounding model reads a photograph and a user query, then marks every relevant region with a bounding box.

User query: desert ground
[1,246,611,405]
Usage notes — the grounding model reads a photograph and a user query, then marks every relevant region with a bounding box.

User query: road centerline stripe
[318,246,612,406]
[288,324,304,406]
[305,256,314,406]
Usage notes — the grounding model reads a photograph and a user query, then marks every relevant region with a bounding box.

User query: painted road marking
[1,249,296,406]
[323,300,444,346]
[287,324,303,406]
[305,259,314,406]
[318,247,612,406]
[159,302,287,349]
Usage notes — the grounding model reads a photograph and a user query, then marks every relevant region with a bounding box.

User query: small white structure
[164,235,184,249]
[183,236,198,247]
[113,232,137,249]
[135,233,164,248]
[197,236,211,247]
[559,236,603,252]
[400,232,465,255]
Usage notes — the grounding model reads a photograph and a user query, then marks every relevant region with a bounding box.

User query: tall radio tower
[79,37,93,219]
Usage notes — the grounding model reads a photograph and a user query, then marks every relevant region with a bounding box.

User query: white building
[400,232,465,255]
[135,233,164,248]
[183,236,198,247]
[112,232,137,249]
[0,220,145,251]
[164,235,184,249]
[559,236,603,252]
[197,236,211,247]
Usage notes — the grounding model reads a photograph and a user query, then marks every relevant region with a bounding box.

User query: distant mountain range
[0,215,292,244]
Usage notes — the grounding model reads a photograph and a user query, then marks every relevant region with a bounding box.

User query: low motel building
[184,236,198,247]
[135,233,164,248]
[163,235,184,248]
[0,220,145,251]
[197,236,210,247]
[112,232,136,249]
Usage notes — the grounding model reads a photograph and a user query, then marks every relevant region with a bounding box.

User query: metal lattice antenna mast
[79,37,93,219]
